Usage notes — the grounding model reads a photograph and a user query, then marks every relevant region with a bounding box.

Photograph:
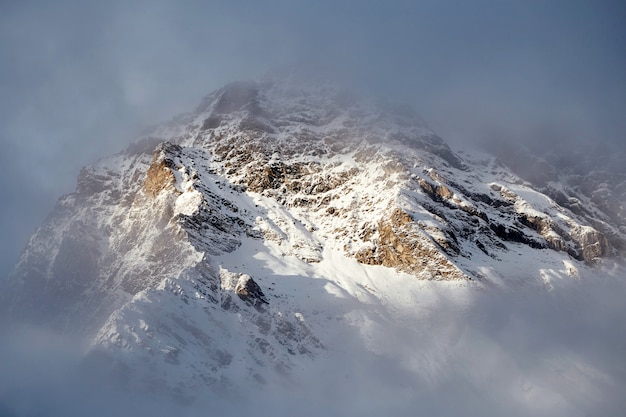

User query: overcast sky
[1,0,625,276]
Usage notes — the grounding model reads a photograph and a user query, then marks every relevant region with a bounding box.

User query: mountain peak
[3,77,624,400]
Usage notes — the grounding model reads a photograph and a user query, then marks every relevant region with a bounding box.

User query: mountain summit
[3,78,624,401]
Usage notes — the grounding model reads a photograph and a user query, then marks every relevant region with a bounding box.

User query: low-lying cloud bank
[1,269,625,417]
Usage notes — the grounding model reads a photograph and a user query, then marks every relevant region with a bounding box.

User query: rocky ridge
[4,77,624,394]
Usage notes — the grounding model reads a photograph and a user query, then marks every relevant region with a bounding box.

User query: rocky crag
[4,76,624,394]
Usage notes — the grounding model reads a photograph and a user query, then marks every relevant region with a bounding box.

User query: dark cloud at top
[1,0,625,275]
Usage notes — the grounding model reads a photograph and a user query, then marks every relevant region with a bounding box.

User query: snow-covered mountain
[3,76,625,414]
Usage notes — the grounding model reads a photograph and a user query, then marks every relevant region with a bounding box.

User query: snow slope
[2,76,625,415]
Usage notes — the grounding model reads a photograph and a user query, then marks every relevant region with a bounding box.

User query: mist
[1,270,625,416]
[1,0,625,277]
[1,1,626,414]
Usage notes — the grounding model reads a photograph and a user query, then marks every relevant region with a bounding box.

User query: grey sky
[1,0,625,276]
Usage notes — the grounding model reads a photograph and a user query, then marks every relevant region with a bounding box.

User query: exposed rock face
[4,76,624,395]
[235,274,269,309]
[143,154,177,197]
[488,140,626,260]
[355,209,466,280]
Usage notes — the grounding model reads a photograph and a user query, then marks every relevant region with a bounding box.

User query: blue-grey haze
[1,2,626,415]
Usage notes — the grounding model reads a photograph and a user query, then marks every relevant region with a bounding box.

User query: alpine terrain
[3,76,625,415]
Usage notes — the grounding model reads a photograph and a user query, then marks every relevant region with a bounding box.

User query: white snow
[174,189,202,216]
[7,78,625,417]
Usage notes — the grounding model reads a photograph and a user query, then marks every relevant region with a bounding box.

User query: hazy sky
[1,0,625,275]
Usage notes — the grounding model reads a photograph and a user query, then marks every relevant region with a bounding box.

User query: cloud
[1,270,625,417]
[1,1,625,276]
[0,4,624,413]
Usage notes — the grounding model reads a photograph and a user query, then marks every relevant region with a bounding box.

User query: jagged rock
[235,274,269,310]
[5,76,625,397]
[355,209,466,280]
[143,148,178,197]
[489,141,626,259]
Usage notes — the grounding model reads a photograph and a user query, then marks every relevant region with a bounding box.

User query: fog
[1,272,625,416]
[1,0,625,277]
[1,1,625,415]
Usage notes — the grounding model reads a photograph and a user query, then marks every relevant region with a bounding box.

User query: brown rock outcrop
[355,209,467,280]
